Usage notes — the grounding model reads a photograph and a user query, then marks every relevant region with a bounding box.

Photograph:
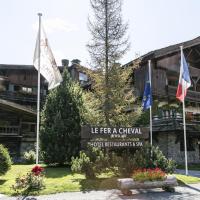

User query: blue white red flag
[176,48,191,102]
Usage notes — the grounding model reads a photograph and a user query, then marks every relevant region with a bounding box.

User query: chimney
[61,59,69,67]
[71,59,81,65]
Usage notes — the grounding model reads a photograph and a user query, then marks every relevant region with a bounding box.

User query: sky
[1,0,200,67]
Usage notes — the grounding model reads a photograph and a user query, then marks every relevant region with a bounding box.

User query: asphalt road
[1,183,200,200]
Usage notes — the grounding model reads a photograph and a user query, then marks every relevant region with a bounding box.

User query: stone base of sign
[118,175,178,196]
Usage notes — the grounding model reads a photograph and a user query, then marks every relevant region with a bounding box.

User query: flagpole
[36,13,42,165]
[148,60,153,145]
[180,46,188,176]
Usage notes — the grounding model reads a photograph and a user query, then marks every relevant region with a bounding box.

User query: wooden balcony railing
[0,91,45,103]
[152,115,200,132]
[168,85,200,102]
[0,126,20,136]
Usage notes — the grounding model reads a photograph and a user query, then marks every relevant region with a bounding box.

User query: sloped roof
[145,36,200,60]
[0,64,34,70]
[124,36,200,66]
[0,64,64,70]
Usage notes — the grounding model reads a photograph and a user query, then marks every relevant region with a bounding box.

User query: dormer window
[79,72,88,82]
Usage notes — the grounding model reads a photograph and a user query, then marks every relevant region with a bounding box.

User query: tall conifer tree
[40,70,84,165]
[87,0,140,126]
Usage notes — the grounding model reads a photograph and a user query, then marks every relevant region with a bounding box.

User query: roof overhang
[0,98,36,116]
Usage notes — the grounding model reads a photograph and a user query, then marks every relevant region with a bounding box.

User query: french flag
[176,48,191,102]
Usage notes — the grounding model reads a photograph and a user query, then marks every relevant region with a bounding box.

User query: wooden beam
[195,48,200,57]
[186,49,193,60]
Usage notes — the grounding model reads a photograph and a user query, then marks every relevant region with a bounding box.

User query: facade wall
[7,69,39,87]
[0,63,89,161]
[0,106,36,159]
[154,132,200,164]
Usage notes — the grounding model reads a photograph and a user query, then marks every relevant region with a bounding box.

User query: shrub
[13,165,45,193]
[0,144,12,175]
[71,151,95,178]
[133,168,166,182]
[72,144,176,178]
[23,150,36,164]
[133,144,176,174]
[71,148,136,178]
[71,147,109,179]
[166,158,177,174]
[108,151,135,177]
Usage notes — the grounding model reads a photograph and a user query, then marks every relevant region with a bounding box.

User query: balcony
[0,126,20,136]
[0,91,45,104]
[152,115,200,133]
[168,85,200,102]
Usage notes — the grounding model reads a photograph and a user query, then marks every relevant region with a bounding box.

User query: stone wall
[153,132,200,164]
[20,141,35,157]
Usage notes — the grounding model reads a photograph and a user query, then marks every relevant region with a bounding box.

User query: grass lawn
[1,165,200,196]
[175,174,200,185]
[0,164,117,196]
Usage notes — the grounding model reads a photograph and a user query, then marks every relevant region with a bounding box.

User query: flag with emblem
[33,24,63,89]
[142,71,152,110]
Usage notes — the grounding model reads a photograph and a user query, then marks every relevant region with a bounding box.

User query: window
[21,123,29,131]
[79,72,88,82]
[32,87,37,95]
[8,84,14,92]
[14,85,20,91]
[168,76,178,86]
[180,137,195,151]
[21,123,36,133]
[42,89,47,96]
[30,124,36,132]
[22,87,32,93]
[196,79,200,92]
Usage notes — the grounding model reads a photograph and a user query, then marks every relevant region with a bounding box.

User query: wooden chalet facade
[0,59,90,160]
[125,36,200,164]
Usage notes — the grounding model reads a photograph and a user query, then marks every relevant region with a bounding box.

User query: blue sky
[1,0,200,67]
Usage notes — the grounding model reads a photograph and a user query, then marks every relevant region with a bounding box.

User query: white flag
[33,24,63,89]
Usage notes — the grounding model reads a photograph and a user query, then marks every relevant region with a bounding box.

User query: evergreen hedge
[0,144,12,175]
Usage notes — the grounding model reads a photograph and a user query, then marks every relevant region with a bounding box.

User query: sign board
[81,126,149,148]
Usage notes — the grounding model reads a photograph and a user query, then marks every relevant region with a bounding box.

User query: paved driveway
[1,183,200,200]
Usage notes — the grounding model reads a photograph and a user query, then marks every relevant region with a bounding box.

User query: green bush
[71,147,109,179]
[108,151,135,177]
[72,144,176,178]
[0,144,12,175]
[71,148,136,178]
[71,151,95,178]
[23,150,36,164]
[166,158,177,174]
[133,144,176,174]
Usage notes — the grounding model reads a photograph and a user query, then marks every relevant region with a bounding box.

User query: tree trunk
[104,0,110,126]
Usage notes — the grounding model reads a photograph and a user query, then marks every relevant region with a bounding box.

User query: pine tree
[83,64,141,127]
[86,0,141,126]
[40,70,84,165]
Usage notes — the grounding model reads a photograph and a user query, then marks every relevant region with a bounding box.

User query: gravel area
[1,183,200,200]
